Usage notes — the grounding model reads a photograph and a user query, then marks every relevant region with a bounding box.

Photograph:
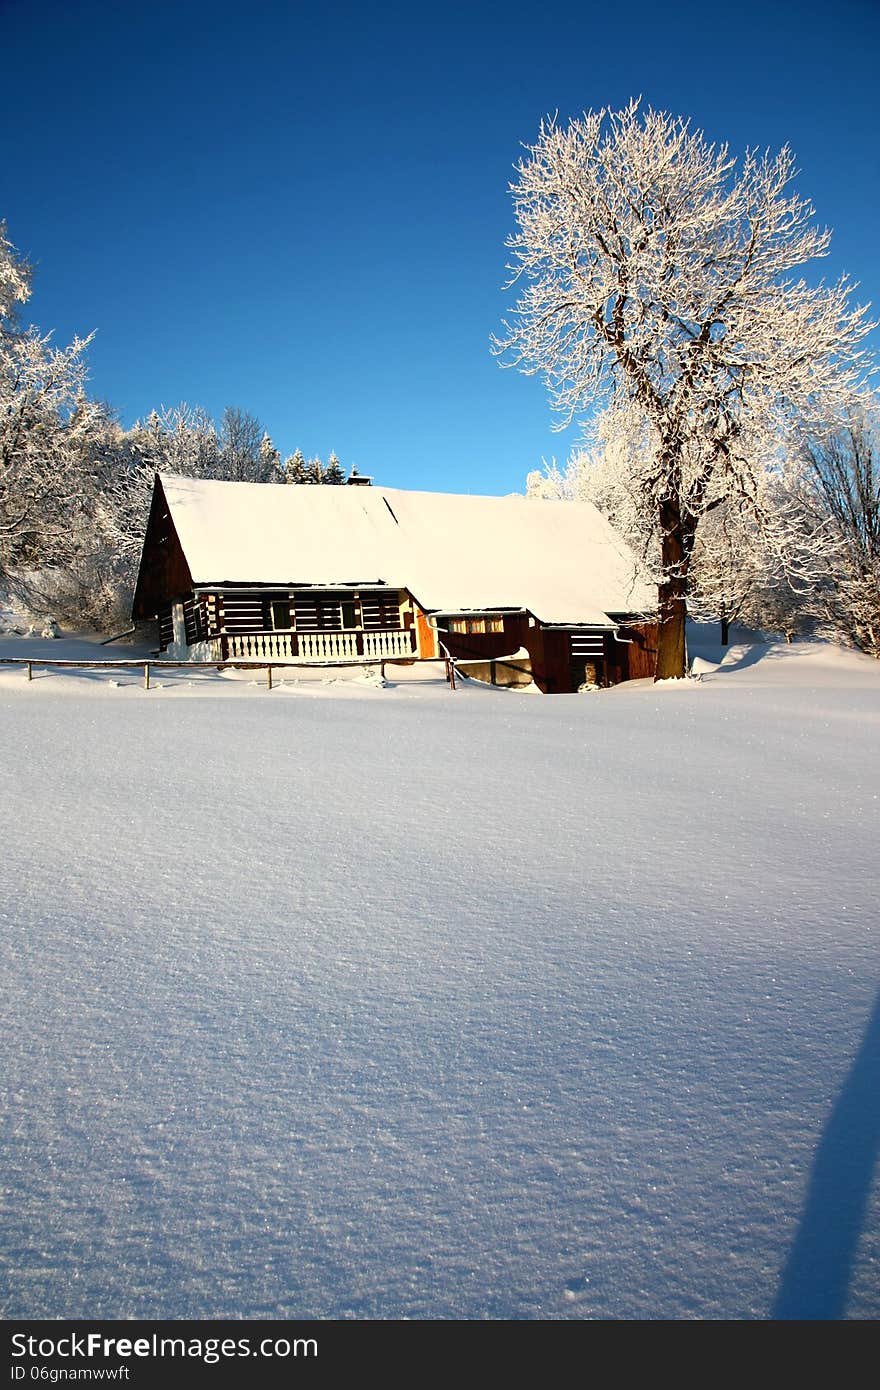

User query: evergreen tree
[324,451,345,484]
[283,448,308,484]
[259,432,283,483]
[281,448,348,484]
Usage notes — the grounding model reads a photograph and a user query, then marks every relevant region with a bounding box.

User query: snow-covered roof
[158,474,655,626]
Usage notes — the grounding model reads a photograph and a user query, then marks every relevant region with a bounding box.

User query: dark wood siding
[361,592,403,629]
[131,477,194,620]
[212,588,406,634]
[610,621,659,680]
[293,593,319,629]
[441,614,533,669]
[441,615,530,663]
[568,630,607,689]
[219,594,265,633]
[157,604,174,651]
[537,629,574,693]
[444,615,659,691]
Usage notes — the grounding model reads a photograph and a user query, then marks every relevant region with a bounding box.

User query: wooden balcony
[221,628,416,662]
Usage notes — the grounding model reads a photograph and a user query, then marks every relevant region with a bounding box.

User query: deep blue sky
[3,0,878,494]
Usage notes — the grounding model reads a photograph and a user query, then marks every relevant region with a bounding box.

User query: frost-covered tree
[0,222,30,321]
[533,426,830,645]
[283,448,307,483]
[799,406,880,656]
[137,403,220,479]
[687,501,800,644]
[218,406,266,482]
[3,398,130,631]
[0,221,102,578]
[67,406,291,628]
[496,103,873,677]
[95,403,221,568]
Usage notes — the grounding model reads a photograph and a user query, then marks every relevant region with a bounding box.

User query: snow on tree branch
[496,102,875,677]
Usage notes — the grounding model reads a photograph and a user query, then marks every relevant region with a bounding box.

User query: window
[449,615,504,635]
[268,598,291,630]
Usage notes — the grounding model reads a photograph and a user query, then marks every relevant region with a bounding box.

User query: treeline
[0,221,354,631]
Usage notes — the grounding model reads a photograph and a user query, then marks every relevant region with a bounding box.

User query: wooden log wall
[157,604,174,651]
[360,593,404,629]
[183,595,208,644]
[613,622,659,680]
[216,594,265,633]
[207,588,408,635]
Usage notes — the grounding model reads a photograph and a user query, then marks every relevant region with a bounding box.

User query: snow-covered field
[1,628,877,1320]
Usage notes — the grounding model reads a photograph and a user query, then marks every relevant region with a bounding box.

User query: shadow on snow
[772,988,880,1319]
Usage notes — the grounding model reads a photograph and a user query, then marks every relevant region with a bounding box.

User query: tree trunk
[654,499,690,680]
[721,615,730,646]
[655,585,687,678]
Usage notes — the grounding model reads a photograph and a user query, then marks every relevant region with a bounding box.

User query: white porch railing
[297,631,359,660]
[225,632,295,659]
[362,630,413,658]
[223,629,415,661]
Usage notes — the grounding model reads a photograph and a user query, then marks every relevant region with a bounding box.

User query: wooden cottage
[132,474,658,692]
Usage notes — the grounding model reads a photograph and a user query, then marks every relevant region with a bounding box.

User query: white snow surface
[0,627,878,1320]
[159,474,655,624]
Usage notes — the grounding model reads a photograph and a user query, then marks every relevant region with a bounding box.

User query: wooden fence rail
[0,654,458,691]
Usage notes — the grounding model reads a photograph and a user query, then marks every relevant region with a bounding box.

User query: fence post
[144,663,150,691]
[26,661,32,682]
[267,665,273,690]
